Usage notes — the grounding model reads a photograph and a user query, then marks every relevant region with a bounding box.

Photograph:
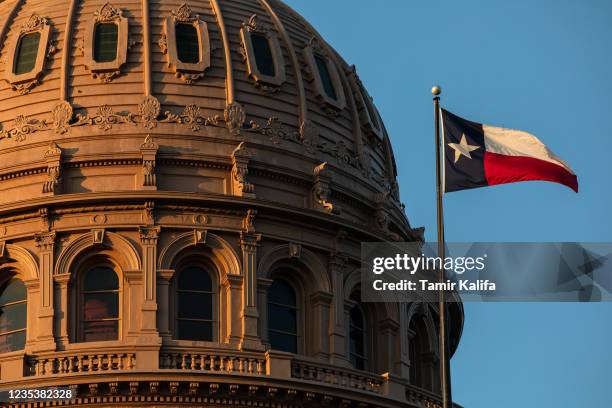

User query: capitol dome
[0,0,462,407]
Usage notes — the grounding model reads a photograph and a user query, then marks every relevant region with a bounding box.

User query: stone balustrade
[159,349,267,376]
[291,357,383,394]
[28,351,136,376]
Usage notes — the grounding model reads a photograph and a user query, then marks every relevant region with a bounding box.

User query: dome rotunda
[0,1,462,407]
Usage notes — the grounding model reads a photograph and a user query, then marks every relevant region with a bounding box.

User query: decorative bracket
[42,142,62,194]
[373,191,401,241]
[231,142,255,198]
[193,228,207,245]
[312,162,339,214]
[140,135,159,190]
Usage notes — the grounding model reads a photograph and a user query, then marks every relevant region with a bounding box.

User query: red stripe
[484,151,578,192]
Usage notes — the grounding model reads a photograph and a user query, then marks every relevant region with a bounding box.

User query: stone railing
[159,349,267,376]
[291,357,383,394]
[28,351,136,376]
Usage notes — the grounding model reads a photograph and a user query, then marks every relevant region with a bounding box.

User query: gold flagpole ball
[432,85,442,96]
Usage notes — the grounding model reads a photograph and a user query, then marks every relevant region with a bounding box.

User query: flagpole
[432,85,452,408]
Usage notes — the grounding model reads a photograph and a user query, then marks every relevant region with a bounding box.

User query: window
[251,33,275,77]
[314,54,337,100]
[267,279,297,353]
[176,266,213,341]
[14,32,41,75]
[175,23,200,64]
[0,277,26,353]
[240,14,286,89]
[80,266,119,342]
[93,23,118,63]
[349,304,366,370]
[303,39,346,112]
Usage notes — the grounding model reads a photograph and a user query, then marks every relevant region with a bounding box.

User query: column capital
[223,274,243,288]
[139,226,160,245]
[53,273,71,285]
[35,231,56,251]
[240,231,261,250]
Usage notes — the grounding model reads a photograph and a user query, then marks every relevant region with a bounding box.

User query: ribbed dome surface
[0,0,415,239]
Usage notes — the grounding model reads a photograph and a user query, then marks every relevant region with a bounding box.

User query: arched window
[267,279,298,353]
[176,266,214,341]
[80,266,119,342]
[93,23,118,63]
[14,32,41,75]
[349,304,366,370]
[0,277,26,353]
[408,314,439,392]
[251,33,275,77]
[175,23,200,64]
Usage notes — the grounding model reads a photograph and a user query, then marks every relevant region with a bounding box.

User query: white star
[448,134,480,163]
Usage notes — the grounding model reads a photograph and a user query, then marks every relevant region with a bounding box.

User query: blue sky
[284,0,612,406]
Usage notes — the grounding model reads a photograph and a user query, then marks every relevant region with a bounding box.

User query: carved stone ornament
[225,102,246,135]
[52,101,73,134]
[373,191,401,241]
[140,135,159,189]
[312,162,339,214]
[85,3,131,83]
[242,209,256,233]
[299,120,319,154]
[5,13,56,95]
[231,142,255,198]
[139,96,161,129]
[42,141,62,194]
[160,2,211,83]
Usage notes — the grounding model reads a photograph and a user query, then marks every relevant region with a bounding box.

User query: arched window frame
[171,260,219,343]
[240,14,286,92]
[348,301,367,370]
[84,3,130,83]
[407,307,441,393]
[0,271,27,354]
[303,37,346,113]
[5,13,53,94]
[72,259,123,344]
[159,2,211,84]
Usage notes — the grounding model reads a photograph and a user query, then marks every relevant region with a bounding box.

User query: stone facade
[0,0,462,407]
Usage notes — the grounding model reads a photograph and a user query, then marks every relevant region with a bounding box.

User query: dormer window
[84,3,129,83]
[159,3,211,83]
[14,32,41,75]
[5,14,53,94]
[175,23,200,64]
[315,55,336,99]
[240,14,286,92]
[303,38,346,113]
[251,33,275,77]
[93,23,118,63]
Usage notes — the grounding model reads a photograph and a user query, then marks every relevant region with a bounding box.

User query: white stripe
[482,125,575,174]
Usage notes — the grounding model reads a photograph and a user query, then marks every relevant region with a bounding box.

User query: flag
[441,109,578,193]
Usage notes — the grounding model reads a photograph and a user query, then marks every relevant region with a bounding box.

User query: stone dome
[0,1,463,407]
[0,0,417,241]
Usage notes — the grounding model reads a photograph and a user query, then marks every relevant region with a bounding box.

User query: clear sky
[284,0,612,406]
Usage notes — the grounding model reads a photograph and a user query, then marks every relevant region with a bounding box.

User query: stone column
[257,277,273,345]
[239,231,263,351]
[53,273,70,348]
[23,278,40,348]
[329,253,350,366]
[310,291,332,360]
[223,274,243,345]
[34,231,56,351]
[156,269,174,343]
[124,270,143,342]
[378,318,400,375]
[139,226,160,339]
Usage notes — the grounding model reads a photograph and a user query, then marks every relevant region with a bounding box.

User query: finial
[431,85,442,96]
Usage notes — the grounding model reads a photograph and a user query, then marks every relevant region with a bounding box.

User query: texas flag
[442,109,578,193]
